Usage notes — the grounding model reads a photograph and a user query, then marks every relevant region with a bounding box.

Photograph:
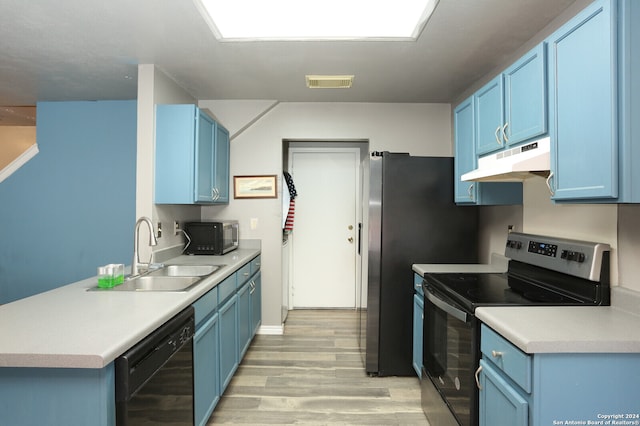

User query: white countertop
[412,253,508,276]
[476,287,640,354]
[0,247,260,369]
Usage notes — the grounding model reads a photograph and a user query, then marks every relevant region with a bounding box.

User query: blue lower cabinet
[479,359,528,426]
[480,324,640,425]
[412,293,424,378]
[237,281,252,358]
[250,272,262,336]
[219,294,238,392]
[194,313,220,426]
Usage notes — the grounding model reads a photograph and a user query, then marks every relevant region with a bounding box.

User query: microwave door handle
[424,289,468,322]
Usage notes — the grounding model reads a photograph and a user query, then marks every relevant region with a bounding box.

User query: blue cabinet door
[219,294,238,392]
[475,75,505,156]
[454,97,478,204]
[194,312,219,426]
[155,104,230,205]
[155,104,197,204]
[195,109,215,203]
[479,359,528,426]
[412,293,424,378]
[250,272,262,336]
[213,123,230,203]
[504,43,547,145]
[237,281,251,358]
[547,0,617,200]
[454,97,523,205]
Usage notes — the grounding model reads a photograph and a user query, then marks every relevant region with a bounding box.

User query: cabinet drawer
[481,324,532,393]
[193,287,218,327]
[217,274,237,304]
[414,274,424,296]
[237,263,252,286]
[250,255,261,275]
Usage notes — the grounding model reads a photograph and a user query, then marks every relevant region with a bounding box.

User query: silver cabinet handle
[250,280,256,294]
[467,183,475,201]
[546,171,555,196]
[492,350,503,358]
[475,365,483,390]
[494,126,503,145]
[502,123,509,143]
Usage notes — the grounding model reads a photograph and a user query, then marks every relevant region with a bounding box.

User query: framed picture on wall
[233,175,278,199]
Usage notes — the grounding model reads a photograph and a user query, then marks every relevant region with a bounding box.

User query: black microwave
[184,221,239,255]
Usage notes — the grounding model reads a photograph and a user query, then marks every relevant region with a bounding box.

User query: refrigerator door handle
[357,223,362,255]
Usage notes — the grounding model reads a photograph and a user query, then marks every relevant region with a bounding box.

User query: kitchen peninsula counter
[476,287,640,354]
[0,243,261,369]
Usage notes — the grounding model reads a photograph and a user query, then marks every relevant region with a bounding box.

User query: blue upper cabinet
[475,44,547,157]
[455,97,523,205]
[213,123,230,204]
[504,44,547,145]
[475,75,505,156]
[195,108,216,203]
[155,104,230,205]
[547,0,640,203]
[454,97,478,204]
[547,0,617,201]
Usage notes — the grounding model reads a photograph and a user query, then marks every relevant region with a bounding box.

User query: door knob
[348,237,354,243]
[348,225,353,230]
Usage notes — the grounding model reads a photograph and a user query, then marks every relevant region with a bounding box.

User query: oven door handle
[424,288,468,322]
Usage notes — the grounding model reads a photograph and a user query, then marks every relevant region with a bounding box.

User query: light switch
[250,218,258,230]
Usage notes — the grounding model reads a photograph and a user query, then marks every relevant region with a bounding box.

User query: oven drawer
[480,324,532,393]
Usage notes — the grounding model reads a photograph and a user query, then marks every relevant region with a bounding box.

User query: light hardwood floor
[208,309,428,425]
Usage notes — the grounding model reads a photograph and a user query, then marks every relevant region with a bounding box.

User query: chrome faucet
[131,216,158,276]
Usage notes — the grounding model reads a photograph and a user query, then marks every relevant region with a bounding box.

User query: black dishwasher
[115,306,195,425]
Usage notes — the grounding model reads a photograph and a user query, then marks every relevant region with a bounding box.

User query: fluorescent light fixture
[194,0,439,41]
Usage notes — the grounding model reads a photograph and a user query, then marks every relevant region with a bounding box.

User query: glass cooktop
[424,271,586,312]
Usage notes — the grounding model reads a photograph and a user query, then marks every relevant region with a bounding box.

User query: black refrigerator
[360,152,478,376]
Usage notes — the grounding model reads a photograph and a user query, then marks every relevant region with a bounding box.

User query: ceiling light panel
[194,0,439,41]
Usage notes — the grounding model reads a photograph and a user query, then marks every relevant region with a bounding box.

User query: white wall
[198,101,453,328]
[618,205,640,292]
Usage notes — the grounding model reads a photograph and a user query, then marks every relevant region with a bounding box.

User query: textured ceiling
[0,0,580,110]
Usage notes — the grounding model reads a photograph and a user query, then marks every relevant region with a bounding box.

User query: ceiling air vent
[305,75,354,89]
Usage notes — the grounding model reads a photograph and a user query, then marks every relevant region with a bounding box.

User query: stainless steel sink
[147,264,220,277]
[115,275,202,291]
[89,264,223,292]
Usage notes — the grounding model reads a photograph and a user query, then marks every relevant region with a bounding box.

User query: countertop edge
[0,247,261,369]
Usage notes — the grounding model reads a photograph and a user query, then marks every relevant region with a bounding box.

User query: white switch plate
[250,218,258,230]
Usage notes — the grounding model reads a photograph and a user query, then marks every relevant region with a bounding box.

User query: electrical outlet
[157,222,162,238]
[173,220,180,235]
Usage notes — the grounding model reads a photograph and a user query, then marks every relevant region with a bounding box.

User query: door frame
[287,142,366,309]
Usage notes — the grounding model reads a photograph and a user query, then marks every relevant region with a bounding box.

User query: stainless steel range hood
[461,137,550,182]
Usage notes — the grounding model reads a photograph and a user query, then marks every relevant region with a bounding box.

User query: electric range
[420,232,611,426]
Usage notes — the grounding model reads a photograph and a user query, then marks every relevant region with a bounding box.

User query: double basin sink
[93,264,222,292]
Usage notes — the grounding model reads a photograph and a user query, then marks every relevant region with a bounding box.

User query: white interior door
[289,148,359,308]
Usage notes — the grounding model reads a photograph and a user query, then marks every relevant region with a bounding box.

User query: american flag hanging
[283,171,297,232]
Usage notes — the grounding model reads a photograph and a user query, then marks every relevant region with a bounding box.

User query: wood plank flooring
[208,309,428,425]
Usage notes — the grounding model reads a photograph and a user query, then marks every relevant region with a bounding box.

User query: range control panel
[505,232,609,281]
[528,240,558,257]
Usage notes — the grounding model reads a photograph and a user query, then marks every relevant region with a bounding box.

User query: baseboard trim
[257,324,284,335]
